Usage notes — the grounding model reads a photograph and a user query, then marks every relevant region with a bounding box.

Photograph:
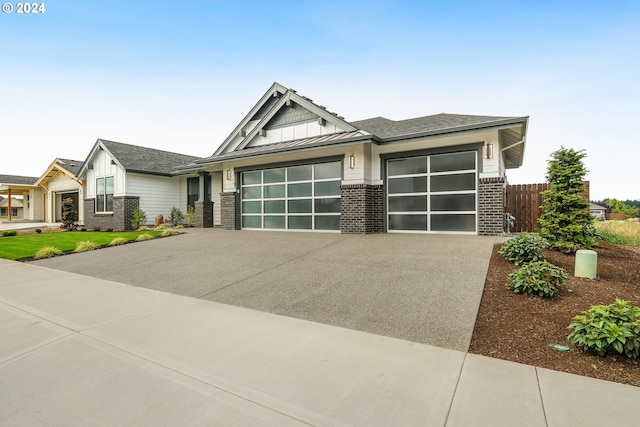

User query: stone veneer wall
[478,177,505,236]
[220,192,237,230]
[340,184,384,234]
[83,196,140,231]
[194,201,214,228]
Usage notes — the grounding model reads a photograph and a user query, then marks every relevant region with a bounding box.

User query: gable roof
[178,83,528,171]
[213,82,358,156]
[35,158,84,188]
[0,175,38,186]
[0,197,24,208]
[79,139,203,177]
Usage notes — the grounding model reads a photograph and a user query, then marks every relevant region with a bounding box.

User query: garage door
[387,151,477,233]
[240,161,341,231]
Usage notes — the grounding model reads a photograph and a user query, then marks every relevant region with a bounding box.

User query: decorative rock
[154,215,164,228]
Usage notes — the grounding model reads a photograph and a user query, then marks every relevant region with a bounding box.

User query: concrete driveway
[32,229,498,351]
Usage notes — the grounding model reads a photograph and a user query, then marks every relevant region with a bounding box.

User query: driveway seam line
[535,367,550,427]
[195,237,347,299]
[443,351,466,426]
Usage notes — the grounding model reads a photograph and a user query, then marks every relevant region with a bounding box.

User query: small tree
[61,197,78,230]
[130,207,147,229]
[186,205,196,226]
[539,147,595,253]
[169,207,184,226]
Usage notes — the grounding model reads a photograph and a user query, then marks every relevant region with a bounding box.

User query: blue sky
[1,0,638,200]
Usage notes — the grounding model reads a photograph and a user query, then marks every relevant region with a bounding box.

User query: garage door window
[387,151,477,233]
[241,161,341,231]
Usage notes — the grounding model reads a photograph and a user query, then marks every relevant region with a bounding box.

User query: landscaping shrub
[130,207,147,229]
[137,226,150,231]
[108,237,128,246]
[568,299,640,358]
[539,147,595,253]
[92,226,101,232]
[35,228,42,234]
[186,205,196,226]
[135,233,154,242]
[499,233,547,266]
[169,207,184,226]
[104,227,114,232]
[160,229,178,237]
[61,197,78,230]
[506,260,568,297]
[74,240,99,252]
[34,246,63,259]
[1,230,17,237]
[155,224,167,230]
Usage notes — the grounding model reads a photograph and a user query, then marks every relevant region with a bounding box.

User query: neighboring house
[0,197,24,219]
[34,158,85,225]
[174,82,528,235]
[590,203,607,220]
[0,175,43,221]
[77,139,203,230]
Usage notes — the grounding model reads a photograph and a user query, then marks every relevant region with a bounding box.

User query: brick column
[220,192,237,230]
[478,177,505,236]
[340,184,384,234]
[194,201,214,228]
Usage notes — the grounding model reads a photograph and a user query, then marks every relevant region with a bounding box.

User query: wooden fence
[505,181,589,233]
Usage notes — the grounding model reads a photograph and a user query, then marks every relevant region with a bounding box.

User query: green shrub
[538,147,595,253]
[154,224,167,230]
[176,224,184,229]
[506,260,568,297]
[135,233,155,242]
[169,207,184,226]
[568,300,640,358]
[186,205,196,226]
[130,207,147,229]
[499,233,548,266]
[74,240,99,252]
[160,229,178,237]
[1,230,17,237]
[61,197,78,230]
[108,237,128,246]
[34,246,63,259]
[137,226,150,231]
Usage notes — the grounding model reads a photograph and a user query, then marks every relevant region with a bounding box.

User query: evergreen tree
[61,197,78,230]
[539,147,594,253]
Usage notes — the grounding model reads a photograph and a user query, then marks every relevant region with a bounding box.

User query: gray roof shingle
[0,175,38,185]
[99,140,203,176]
[351,113,522,139]
[55,158,83,176]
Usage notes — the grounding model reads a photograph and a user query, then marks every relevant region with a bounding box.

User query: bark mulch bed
[469,242,640,387]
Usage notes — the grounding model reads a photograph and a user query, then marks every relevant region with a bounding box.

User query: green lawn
[0,231,163,261]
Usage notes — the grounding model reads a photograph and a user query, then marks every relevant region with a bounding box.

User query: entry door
[386,151,477,233]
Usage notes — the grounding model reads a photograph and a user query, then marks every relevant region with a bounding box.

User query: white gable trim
[213,82,288,156]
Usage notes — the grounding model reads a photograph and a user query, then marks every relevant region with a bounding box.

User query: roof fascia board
[35,161,81,188]
[77,140,103,177]
[127,169,173,177]
[213,82,288,156]
[193,135,375,167]
[236,91,359,151]
[378,117,528,144]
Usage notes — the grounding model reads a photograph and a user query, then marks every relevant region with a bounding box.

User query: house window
[12,208,18,217]
[0,207,6,217]
[187,177,199,208]
[96,176,114,213]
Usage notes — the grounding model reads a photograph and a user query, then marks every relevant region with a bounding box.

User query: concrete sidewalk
[1,259,639,426]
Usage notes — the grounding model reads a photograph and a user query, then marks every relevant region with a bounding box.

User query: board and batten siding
[126,173,180,222]
[85,149,126,198]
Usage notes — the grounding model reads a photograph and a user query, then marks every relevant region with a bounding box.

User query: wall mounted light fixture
[483,143,494,159]
[226,169,232,180]
[349,154,356,169]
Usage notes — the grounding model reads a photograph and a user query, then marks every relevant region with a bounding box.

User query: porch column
[7,188,11,221]
[194,172,213,228]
